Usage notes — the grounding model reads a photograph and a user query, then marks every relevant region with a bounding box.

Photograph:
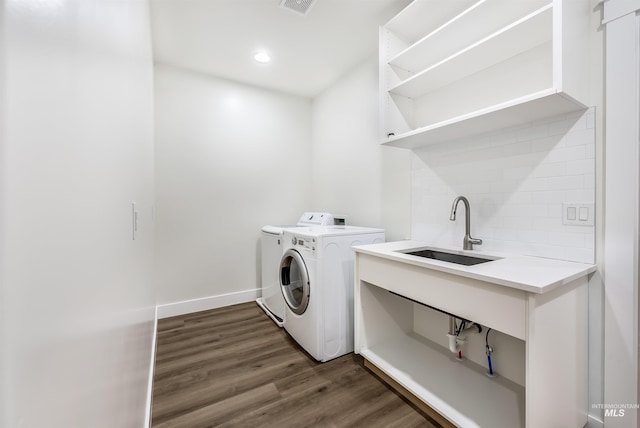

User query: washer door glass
[279,249,310,315]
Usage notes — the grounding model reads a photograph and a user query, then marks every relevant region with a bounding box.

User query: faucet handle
[469,237,482,246]
[463,236,482,250]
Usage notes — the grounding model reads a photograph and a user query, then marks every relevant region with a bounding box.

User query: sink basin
[399,248,496,266]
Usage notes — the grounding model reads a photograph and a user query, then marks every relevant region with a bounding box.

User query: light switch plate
[562,203,594,226]
[132,202,139,240]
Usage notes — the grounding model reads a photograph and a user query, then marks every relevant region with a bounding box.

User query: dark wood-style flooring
[151,302,442,427]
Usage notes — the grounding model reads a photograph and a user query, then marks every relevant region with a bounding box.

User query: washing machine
[257,212,334,326]
[279,226,385,361]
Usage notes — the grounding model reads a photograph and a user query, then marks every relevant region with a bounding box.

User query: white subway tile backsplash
[531,190,567,204]
[583,174,595,190]
[531,217,563,232]
[516,123,549,141]
[531,135,565,152]
[544,145,586,163]
[547,204,563,219]
[518,177,551,192]
[586,110,596,129]
[567,110,588,127]
[489,179,518,193]
[566,189,594,202]
[528,204,552,218]
[504,166,532,181]
[502,141,532,157]
[518,229,550,244]
[549,117,579,136]
[572,248,595,264]
[528,244,568,260]
[501,204,541,218]
[566,159,595,175]
[546,175,584,190]
[548,231,586,247]
[502,216,533,229]
[566,127,595,146]
[532,161,566,178]
[490,228,518,241]
[411,108,595,264]
[505,191,532,205]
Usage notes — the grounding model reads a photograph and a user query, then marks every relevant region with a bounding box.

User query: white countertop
[353,240,596,294]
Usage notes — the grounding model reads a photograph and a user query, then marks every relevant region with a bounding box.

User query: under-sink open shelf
[358,282,525,428]
[353,243,591,427]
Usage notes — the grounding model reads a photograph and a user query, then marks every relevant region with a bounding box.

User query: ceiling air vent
[280,0,317,16]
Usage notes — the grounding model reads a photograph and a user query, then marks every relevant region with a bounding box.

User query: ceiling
[149,0,412,98]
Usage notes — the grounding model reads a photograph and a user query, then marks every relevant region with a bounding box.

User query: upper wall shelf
[379,0,591,149]
[388,0,550,86]
[384,89,584,149]
[384,0,476,43]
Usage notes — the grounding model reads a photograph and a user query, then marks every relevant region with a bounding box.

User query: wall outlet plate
[562,203,594,226]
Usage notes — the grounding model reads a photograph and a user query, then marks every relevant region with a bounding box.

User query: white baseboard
[586,414,604,428]
[156,289,261,319]
[144,306,158,428]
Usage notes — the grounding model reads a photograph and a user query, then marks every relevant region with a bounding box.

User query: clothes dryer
[279,226,384,361]
[258,212,333,326]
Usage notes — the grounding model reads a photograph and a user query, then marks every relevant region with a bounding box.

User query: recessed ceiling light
[254,52,271,63]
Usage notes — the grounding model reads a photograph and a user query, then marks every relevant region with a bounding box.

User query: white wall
[311,57,411,241]
[154,64,313,308]
[0,1,156,427]
[0,1,6,421]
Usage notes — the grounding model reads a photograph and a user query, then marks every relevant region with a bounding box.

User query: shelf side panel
[381,94,413,141]
[556,0,591,104]
[358,281,414,350]
[382,27,411,63]
[525,277,588,427]
[380,25,413,141]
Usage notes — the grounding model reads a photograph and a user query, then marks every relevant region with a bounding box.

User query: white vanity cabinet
[380,0,591,148]
[353,241,595,428]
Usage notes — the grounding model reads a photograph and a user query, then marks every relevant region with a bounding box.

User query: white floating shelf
[384,0,477,44]
[389,5,553,98]
[389,0,550,74]
[382,89,587,149]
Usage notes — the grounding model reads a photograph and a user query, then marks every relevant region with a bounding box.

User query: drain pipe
[448,316,456,336]
[447,316,466,357]
[447,316,482,359]
[447,316,458,353]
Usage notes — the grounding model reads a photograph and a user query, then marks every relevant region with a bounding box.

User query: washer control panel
[291,236,316,255]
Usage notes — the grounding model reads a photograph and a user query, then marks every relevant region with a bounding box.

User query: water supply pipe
[486,328,496,377]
